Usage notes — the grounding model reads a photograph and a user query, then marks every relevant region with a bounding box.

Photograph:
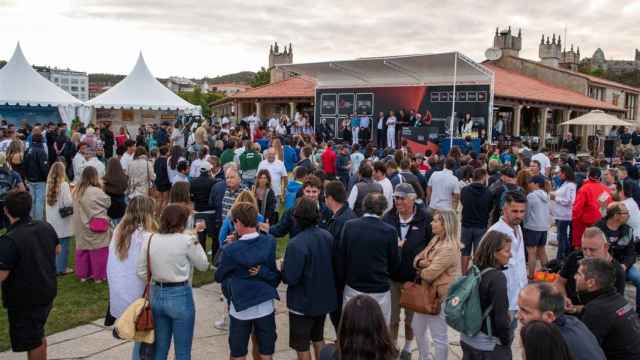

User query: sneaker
[214,317,228,331]
[399,350,411,360]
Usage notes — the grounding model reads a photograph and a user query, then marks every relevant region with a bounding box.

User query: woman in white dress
[386,110,397,149]
[45,161,73,275]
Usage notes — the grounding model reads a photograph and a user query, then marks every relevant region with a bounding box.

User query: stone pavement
[0,281,527,360]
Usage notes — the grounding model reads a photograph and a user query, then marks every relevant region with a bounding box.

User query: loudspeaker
[604,139,616,158]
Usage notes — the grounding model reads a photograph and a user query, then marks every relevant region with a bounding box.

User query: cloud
[0,0,637,78]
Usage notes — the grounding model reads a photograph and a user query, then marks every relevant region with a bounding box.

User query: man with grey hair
[382,183,430,359]
[517,283,605,360]
[335,193,401,325]
[575,258,640,360]
[555,226,627,315]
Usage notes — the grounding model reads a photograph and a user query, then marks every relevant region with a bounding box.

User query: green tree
[251,67,270,87]
[177,87,224,119]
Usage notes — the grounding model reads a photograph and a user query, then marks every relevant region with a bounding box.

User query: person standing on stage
[386,111,397,149]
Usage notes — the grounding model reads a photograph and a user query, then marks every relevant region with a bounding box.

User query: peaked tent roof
[0,43,82,106]
[87,53,197,110]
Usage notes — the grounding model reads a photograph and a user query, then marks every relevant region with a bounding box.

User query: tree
[177,87,224,119]
[251,67,270,87]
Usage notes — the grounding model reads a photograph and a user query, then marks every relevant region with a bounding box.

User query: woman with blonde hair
[72,166,112,283]
[271,137,284,161]
[45,161,73,275]
[412,209,460,360]
[107,196,157,358]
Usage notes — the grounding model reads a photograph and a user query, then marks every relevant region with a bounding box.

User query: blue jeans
[555,220,572,261]
[626,265,640,313]
[151,284,195,360]
[55,236,71,273]
[28,181,45,221]
[132,342,141,360]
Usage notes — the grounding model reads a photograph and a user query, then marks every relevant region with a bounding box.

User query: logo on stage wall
[430,90,487,103]
[356,93,374,115]
[338,93,355,115]
[320,94,337,115]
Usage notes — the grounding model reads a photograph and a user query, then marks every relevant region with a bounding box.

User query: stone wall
[496,56,589,94]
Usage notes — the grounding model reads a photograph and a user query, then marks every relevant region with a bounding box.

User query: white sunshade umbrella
[560,110,635,127]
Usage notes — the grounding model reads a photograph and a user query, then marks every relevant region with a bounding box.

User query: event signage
[338,93,355,115]
[356,93,374,115]
[320,94,337,115]
[430,90,487,103]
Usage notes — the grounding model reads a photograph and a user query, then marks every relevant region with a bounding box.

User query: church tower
[268,42,293,83]
[635,49,640,62]
[560,44,580,71]
[539,33,562,67]
[493,26,522,58]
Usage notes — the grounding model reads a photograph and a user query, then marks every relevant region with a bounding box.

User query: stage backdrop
[0,105,62,126]
[315,85,490,141]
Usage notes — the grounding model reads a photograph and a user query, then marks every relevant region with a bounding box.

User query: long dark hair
[520,321,574,360]
[103,157,128,194]
[336,295,398,360]
[169,145,184,170]
[474,230,512,269]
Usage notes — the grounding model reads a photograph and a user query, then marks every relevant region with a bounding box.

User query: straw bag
[400,278,441,315]
[136,235,154,331]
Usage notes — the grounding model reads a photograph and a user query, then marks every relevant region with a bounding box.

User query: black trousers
[377,129,385,148]
[194,212,217,254]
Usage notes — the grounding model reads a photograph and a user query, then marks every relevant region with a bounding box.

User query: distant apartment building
[201,81,251,95]
[166,76,197,93]
[38,67,89,101]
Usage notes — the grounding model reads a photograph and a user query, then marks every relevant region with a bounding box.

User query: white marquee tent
[0,43,83,125]
[86,53,198,126]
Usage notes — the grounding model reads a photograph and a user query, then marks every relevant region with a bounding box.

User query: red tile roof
[484,63,623,111]
[228,76,315,99]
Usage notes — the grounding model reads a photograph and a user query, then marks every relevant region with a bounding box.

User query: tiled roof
[510,56,640,93]
[484,63,623,111]
[229,76,315,99]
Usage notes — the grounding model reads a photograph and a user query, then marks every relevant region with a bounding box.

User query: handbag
[88,217,109,233]
[400,277,441,315]
[114,235,155,343]
[59,206,73,218]
[136,235,155,331]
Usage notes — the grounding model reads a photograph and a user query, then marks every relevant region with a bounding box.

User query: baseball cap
[529,175,546,187]
[500,167,516,178]
[394,183,416,198]
[199,163,212,173]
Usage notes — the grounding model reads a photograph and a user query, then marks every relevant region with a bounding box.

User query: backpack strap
[478,267,495,338]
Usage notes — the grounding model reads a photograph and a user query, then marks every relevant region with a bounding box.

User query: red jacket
[572,179,612,225]
[321,147,336,175]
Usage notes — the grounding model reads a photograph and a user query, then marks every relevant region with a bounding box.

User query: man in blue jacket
[282,197,337,360]
[214,202,281,360]
[283,138,299,172]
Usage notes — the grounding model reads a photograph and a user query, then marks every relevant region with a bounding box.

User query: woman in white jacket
[45,161,73,275]
[386,110,397,149]
[550,165,576,261]
[107,196,157,360]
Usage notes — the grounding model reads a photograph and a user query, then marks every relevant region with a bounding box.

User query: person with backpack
[347,163,383,216]
[24,132,49,221]
[0,153,24,230]
[412,209,460,360]
[458,230,513,360]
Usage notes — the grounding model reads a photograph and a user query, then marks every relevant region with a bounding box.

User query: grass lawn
[0,233,290,352]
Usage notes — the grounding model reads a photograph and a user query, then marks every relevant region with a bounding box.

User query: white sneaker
[214,317,228,331]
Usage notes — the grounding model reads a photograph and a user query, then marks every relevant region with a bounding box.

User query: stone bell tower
[268,42,293,83]
[539,33,562,67]
[493,26,522,58]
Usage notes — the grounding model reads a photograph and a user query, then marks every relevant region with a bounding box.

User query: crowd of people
[1,114,640,360]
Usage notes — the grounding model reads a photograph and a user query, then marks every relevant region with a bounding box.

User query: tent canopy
[560,110,636,127]
[277,52,493,88]
[87,53,198,111]
[0,43,82,107]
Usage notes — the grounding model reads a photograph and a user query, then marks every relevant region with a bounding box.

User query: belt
[152,281,188,288]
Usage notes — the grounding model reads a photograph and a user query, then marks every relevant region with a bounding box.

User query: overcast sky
[0,0,639,78]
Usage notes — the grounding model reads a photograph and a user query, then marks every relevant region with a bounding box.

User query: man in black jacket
[460,168,493,273]
[575,258,640,360]
[0,190,59,359]
[282,197,337,360]
[382,183,430,359]
[321,180,355,331]
[100,122,115,159]
[24,133,49,221]
[191,166,217,254]
[335,192,400,325]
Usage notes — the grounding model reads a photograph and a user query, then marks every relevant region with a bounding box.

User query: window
[70,86,78,91]
[626,93,638,120]
[613,93,620,106]
[588,86,605,101]
[80,87,85,92]
[61,78,69,84]
[70,78,78,84]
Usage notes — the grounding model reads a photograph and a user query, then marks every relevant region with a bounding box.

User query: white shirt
[189,158,211,178]
[72,153,87,182]
[229,232,275,320]
[172,173,189,185]
[487,218,527,311]
[108,228,147,318]
[258,159,288,196]
[171,128,185,147]
[531,153,551,176]
[120,152,134,173]
[623,198,640,242]
[386,116,397,129]
[377,117,385,130]
[350,152,364,176]
[376,177,394,213]
[81,157,105,178]
[0,139,11,153]
[427,169,460,210]
[268,117,279,130]
[551,181,576,221]
[44,181,73,238]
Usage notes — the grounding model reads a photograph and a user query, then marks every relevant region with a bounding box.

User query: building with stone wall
[582,48,640,73]
[269,42,293,83]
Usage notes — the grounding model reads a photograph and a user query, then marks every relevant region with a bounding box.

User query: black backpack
[0,168,15,202]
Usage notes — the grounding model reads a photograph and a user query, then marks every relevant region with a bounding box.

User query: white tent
[0,43,83,125]
[87,53,198,111]
[560,110,636,127]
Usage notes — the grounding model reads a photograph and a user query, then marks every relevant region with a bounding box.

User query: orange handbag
[136,235,155,331]
[400,278,441,315]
